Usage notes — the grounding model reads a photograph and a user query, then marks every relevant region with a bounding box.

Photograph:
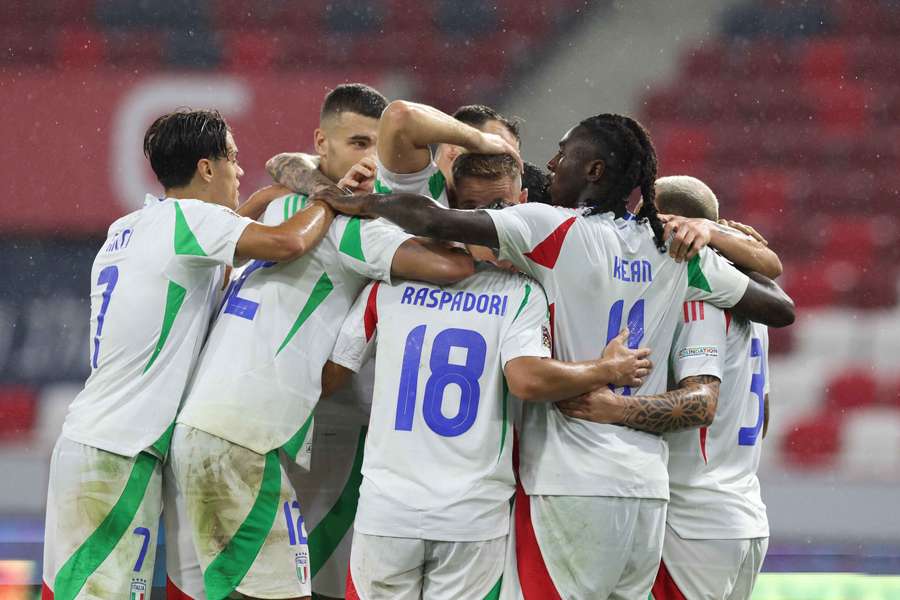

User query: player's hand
[660,214,713,262]
[601,328,652,388]
[338,156,377,196]
[468,132,523,172]
[557,387,621,424]
[466,245,518,273]
[311,191,371,217]
[718,218,768,245]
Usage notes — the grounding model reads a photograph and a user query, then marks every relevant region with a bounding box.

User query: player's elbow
[768,294,795,328]
[507,374,544,403]
[760,253,784,280]
[700,392,718,427]
[269,230,311,262]
[381,100,416,133]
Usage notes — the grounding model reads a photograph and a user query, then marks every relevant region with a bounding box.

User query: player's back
[334,265,548,541]
[666,312,769,539]
[177,195,412,463]
[63,195,250,457]
[487,203,749,500]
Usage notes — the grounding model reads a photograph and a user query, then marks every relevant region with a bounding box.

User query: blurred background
[1,0,899,597]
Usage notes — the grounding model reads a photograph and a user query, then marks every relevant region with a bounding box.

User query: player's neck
[164,184,217,205]
[317,159,340,184]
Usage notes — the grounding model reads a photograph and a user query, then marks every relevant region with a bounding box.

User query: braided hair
[579,114,666,252]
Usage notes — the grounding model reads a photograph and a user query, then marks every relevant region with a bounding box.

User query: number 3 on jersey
[394,325,487,437]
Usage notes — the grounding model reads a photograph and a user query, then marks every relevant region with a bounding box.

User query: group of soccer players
[42,82,794,600]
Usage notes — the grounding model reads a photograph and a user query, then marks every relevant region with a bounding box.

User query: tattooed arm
[265,152,342,196]
[557,375,720,434]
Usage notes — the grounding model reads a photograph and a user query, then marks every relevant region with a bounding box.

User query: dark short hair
[452,153,520,184]
[321,83,388,121]
[143,109,230,189]
[522,162,552,204]
[452,104,521,144]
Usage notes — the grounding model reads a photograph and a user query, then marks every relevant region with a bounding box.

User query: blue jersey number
[395,325,487,437]
[221,259,275,320]
[91,265,119,369]
[738,337,766,446]
[605,299,645,395]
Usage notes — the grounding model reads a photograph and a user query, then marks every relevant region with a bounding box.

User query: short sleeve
[174,200,253,267]
[485,203,578,282]
[331,282,379,372]
[336,217,414,284]
[500,279,552,366]
[683,247,750,308]
[670,302,727,383]
[374,157,448,206]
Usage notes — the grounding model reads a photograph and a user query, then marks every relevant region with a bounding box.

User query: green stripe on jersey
[150,422,176,457]
[282,413,314,462]
[483,577,503,600]
[291,194,299,216]
[512,283,532,322]
[374,178,392,194]
[299,194,308,209]
[499,378,509,462]
[203,450,281,600]
[53,453,157,600]
[687,254,712,293]
[339,217,366,262]
[428,169,446,201]
[282,196,291,222]
[144,280,187,373]
[309,427,366,578]
[173,202,207,256]
[276,272,334,355]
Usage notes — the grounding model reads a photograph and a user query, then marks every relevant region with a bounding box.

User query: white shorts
[347,531,506,600]
[529,495,667,600]
[287,417,368,599]
[43,435,162,600]
[163,460,206,599]
[652,523,769,600]
[170,424,311,600]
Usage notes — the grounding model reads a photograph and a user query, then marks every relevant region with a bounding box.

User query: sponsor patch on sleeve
[542,324,552,350]
[677,345,719,359]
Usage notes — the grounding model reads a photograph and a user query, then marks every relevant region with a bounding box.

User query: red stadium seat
[681,41,725,80]
[106,30,165,68]
[0,27,54,65]
[800,38,848,82]
[781,413,842,469]
[222,30,281,70]
[0,386,38,441]
[653,124,712,173]
[784,259,835,308]
[824,368,878,412]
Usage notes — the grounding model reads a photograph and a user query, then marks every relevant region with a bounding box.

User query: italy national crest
[130,578,147,600]
[295,551,310,585]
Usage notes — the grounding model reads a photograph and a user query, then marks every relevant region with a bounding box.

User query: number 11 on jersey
[395,325,487,438]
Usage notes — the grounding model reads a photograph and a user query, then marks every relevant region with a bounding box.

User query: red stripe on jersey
[42,582,53,600]
[690,301,698,321]
[515,483,563,600]
[682,302,689,323]
[166,577,195,600]
[699,301,705,320]
[345,566,361,600]
[725,310,732,334]
[651,560,689,600]
[523,217,576,269]
[363,281,381,342]
[699,426,709,464]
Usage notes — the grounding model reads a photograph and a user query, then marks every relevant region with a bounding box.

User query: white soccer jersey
[485,203,750,499]
[665,305,770,539]
[374,155,449,207]
[176,196,414,463]
[331,266,551,541]
[62,195,252,457]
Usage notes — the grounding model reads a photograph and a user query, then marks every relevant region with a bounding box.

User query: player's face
[453,175,525,210]
[209,131,243,210]
[436,119,520,183]
[318,111,378,182]
[546,125,592,208]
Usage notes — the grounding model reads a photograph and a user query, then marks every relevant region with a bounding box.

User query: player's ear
[197,158,214,183]
[585,159,605,182]
[517,187,528,204]
[314,128,327,156]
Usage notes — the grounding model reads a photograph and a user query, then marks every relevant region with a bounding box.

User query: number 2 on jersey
[605,299,645,395]
[395,325,487,437]
[738,337,766,446]
[91,265,119,368]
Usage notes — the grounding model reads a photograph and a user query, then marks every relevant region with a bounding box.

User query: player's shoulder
[465,263,542,295]
[262,193,308,226]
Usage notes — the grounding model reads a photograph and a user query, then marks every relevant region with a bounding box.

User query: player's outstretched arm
[661,215,783,278]
[557,375,720,433]
[318,192,501,248]
[390,238,476,285]
[266,152,339,195]
[378,100,520,174]
[235,200,335,262]
[505,329,652,403]
[731,271,795,327]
